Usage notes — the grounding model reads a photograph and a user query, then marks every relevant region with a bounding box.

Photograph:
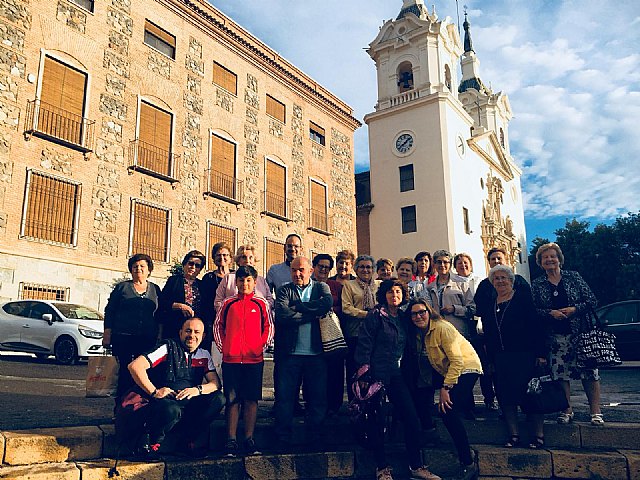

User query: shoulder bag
[573,307,622,368]
[319,310,348,357]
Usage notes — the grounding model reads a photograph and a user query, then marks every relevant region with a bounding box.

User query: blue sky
[209,0,640,250]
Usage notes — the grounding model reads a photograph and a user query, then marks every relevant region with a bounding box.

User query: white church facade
[358,0,529,278]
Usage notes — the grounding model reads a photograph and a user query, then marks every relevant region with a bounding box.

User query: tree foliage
[528,212,640,305]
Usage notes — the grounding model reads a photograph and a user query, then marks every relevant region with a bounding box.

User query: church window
[444,64,452,90]
[266,94,286,123]
[399,164,414,192]
[213,62,237,95]
[500,128,505,148]
[463,207,471,234]
[144,20,176,59]
[397,62,414,93]
[401,205,417,234]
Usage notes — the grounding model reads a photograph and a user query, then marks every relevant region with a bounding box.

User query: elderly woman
[531,243,603,426]
[452,253,480,295]
[330,249,357,283]
[376,258,394,280]
[201,242,234,350]
[403,299,480,478]
[355,280,441,480]
[214,245,273,313]
[484,265,548,448]
[396,257,416,285]
[409,251,435,298]
[159,250,206,340]
[103,253,161,396]
[342,254,381,400]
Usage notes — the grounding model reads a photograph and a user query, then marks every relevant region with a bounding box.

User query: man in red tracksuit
[214,265,273,457]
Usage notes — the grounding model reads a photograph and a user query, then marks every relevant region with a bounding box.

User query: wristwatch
[443,384,454,391]
[196,385,203,395]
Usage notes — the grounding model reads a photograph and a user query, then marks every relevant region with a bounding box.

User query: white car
[0,300,104,364]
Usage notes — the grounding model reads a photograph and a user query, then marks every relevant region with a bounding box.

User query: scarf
[357,278,376,311]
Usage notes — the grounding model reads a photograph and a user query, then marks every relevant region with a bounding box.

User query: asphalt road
[0,353,638,430]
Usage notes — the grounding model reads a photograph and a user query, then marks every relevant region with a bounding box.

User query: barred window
[37,56,87,146]
[209,133,237,199]
[264,159,287,218]
[136,101,173,177]
[207,222,236,269]
[213,62,237,95]
[266,94,285,123]
[19,282,69,301]
[130,200,170,262]
[264,238,285,276]
[144,20,176,59]
[22,170,81,246]
[309,179,328,233]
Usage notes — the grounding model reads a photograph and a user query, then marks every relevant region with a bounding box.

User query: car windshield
[52,303,104,321]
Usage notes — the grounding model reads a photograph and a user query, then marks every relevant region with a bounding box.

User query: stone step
[0,447,639,480]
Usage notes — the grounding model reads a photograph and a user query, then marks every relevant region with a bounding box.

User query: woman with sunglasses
[159,250,206,340]
[403,299,480,479]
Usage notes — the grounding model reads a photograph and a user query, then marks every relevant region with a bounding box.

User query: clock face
[456,134,466,157]
[395,133,414,154]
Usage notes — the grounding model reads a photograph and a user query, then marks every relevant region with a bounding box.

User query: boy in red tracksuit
[214,265,273,457]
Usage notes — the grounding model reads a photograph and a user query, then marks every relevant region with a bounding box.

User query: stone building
[358,0,529,278]
[0,0,360,310]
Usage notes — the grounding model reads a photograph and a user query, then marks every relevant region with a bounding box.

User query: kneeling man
[128,317,225,454]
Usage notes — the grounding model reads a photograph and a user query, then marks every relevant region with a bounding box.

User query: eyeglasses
[186,261,203,268]
[357,265,373,270]
[435,260,450,265]
[411,310,429,318]
[316,265,332,271]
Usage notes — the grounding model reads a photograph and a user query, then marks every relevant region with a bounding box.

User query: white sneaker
[410,466,442,480]
[376,466,394,480]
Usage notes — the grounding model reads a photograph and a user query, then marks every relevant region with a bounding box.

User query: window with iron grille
[401,205,417,234]
[130,199,170,262]
[213,62,237,95]
[69,0,93,12]
[208,133,238,200]
[463,207,471,234]
[266,94,285,123]
[18,282,69,301]
[264,238,285,276]
[21,170,81,246]
[399,164,414,192]
[135,100,173,177]
[264,159,287,219]
[309,179,328,233]
[33,56,89,148]
[207,222,236,269]
[309,121,325,146]
[144,20,176,59]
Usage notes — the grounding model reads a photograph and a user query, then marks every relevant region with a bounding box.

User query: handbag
[86,354,119,397]
[522,374,569,414]
[573,308,622,368]
[319,310,348,357]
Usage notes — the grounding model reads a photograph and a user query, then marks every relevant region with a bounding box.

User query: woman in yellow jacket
[403,299,482,478]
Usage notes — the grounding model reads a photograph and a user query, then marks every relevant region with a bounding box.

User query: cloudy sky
[210,0,640,245]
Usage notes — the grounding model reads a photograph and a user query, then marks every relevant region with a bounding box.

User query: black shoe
[294,402,305,416]
[244,437,261,455]
[224,438,239,458]
[459,462,478,480]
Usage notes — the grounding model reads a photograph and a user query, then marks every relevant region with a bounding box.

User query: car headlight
[78,326,103,339]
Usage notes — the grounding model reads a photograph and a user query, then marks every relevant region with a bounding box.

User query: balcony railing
[262,191,292,221]
[128,139,180,184]
[204,168,243,205]
[390,89,420,107]
[308,208,330,235]
[24,99,95,152]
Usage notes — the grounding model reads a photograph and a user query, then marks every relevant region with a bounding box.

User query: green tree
[528,236,551,281]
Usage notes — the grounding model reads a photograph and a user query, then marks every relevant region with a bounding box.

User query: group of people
[102,235,604,480]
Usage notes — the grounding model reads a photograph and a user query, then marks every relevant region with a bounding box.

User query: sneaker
[590,413,605,426]
[376,466,394,480]
[557,411,574,424]
[244,437,261,455]
[410,466,442,480]
[224,438,239,457]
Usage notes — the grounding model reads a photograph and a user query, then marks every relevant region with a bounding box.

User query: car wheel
[54,337,78,365]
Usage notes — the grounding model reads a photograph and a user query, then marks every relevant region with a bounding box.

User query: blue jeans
[275,354,327,440]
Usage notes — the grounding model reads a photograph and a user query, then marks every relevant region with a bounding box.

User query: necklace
[494,294,514,351]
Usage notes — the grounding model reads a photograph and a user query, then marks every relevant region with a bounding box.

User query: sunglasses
[186,261,203,268]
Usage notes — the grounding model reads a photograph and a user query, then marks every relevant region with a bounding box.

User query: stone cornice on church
[467,131,517,181]
[166,0,361,130]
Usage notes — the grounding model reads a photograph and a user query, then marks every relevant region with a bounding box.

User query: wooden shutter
[266,95,285,123]
[310,180,327,231]
[266,160,286,216]
[145,20,175,49]
[25,172,79,245]
[210,134,235,198]
[133,202,168,262]
[208,224,236,268]
[213,62,237,95]
[138,102,172,175]
[265,239,285,275]
[39,57,86,144]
